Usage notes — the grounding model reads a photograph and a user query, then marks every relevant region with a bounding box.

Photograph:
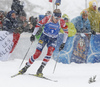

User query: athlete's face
[53,16,60,23]
[53,13,61,23]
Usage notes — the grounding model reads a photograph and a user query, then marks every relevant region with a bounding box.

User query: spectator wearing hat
[98,7,100,31]
[71,10,91,33]
[17,10,30,33]
[3,10,18,33]
[11,0,24,16]
[45,11,52,16]
[81,0,100,33]
[62,14,76,37]
[28,16,38,33]
[19,9,68,77]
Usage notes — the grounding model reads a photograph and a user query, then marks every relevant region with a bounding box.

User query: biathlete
[19,9,68,77]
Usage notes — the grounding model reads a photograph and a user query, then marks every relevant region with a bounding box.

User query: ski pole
[53,52,60,74]
[19,42,33,68]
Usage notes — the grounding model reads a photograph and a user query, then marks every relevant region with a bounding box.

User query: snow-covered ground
[0,59,100,87]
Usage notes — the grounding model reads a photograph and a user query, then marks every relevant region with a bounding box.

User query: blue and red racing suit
[28,15,68,65]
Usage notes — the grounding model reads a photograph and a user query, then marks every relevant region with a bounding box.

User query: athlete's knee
[33,49,42,59]
[47,46,55,56]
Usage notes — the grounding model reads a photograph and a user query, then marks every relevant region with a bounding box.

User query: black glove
[91,30,96,35]
[59,43,65,51]
[30,35,35,42]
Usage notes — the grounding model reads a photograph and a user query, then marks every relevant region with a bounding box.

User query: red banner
[49,0,52,2]
[0,31,20,61]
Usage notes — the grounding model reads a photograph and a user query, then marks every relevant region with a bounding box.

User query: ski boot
[36,65,44,77]
[19,63,30,74]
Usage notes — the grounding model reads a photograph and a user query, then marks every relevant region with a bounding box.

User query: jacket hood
[6,10,16,20]
[89,0,98,11]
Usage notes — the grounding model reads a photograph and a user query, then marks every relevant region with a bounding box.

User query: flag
[55,0,61,5]
[49,0,52,2]
[0,31,20,61]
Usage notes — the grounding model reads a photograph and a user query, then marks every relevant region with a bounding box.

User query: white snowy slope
[0,59,100,87]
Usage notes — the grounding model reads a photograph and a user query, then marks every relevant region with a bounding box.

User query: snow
[26,0,100,19]
[0,59,100,87]
[0,0,100,87]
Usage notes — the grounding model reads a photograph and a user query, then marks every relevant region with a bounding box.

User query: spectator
[17,10,30,33]
[11,0,25,16]
[28,16,37,33]
[2,10,21,53]
[81,0,100,33]
[62,14,76,37]
[3,10,18,33]
[71,10,91,33]
[45,11,52,16]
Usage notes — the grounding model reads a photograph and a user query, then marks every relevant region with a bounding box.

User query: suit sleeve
[32,16,50,35]
[60,19,68,43]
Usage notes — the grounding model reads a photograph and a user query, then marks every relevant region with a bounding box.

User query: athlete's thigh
[47,38,57,48]
[36,33,48,51]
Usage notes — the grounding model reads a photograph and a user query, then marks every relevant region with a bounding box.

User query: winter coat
[81,0,100,32]
[62,14,76,36]
[3,11,18,33]
[71,16,91,33]
[17,17,30,33]
[11,0,24,15]
[65,22,76,37]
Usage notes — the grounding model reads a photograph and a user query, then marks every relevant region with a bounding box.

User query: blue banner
[71,34,91,63]
[87,34,100,63]
[53,33,100,64]
[55,0,61,5]
[53,34,74,64]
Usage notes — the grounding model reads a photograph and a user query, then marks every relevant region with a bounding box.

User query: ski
[28,74,58,82]
[11,72,22,78]
[11,73,58,82]
[88,75,96,84]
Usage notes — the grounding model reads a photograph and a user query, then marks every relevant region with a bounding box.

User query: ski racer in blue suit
[19,9,68,77]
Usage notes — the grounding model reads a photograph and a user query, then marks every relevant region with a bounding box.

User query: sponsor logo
[39,40,43,44]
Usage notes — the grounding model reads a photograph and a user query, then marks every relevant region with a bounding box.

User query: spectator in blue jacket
[3,10,19,33]
[71,10,91,33]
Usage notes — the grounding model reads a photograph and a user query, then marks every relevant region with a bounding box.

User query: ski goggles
[53,13,61,20]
